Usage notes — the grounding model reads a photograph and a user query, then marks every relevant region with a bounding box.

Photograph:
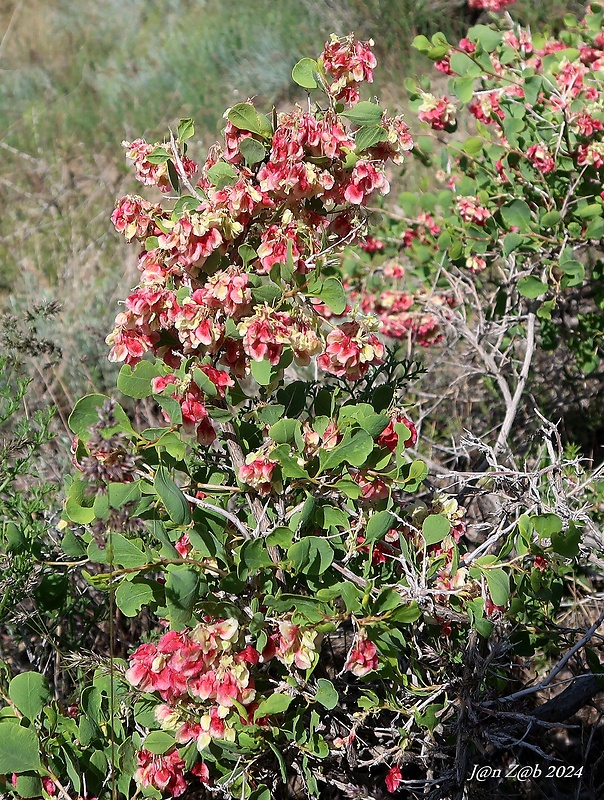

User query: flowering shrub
[2,12,604,800]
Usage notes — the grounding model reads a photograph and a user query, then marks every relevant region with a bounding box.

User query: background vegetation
[1,2,603,798]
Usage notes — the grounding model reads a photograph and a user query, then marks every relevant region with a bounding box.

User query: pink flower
[418,94,456,131]
[359,236,385,254]
[466,255,487,274]
[203,267,252,318]
[106,312,159,365]
[175,533,191,558]
[377,412,418,451]
[577,142,604,169]
[343,160,390,205]
[111,195,161,241]
[350,470,390,501]
[533,556,548,571]
[191,762,210,783]
[274,621,322,670]
[321,34,377,104]
[526,144,555,174]
[456,196,491,225]
[123,139,196,193]
[134,749,187,797]
[385,765,403,793]
[468,0,515,9]
[572,112,604,137]
[238,454,279,494]
[345,629,379,677]
[238,306,291,366]
[317,321,385,381]
[468,92,504,125]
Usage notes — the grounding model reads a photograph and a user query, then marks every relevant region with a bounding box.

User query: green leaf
[238,244,257,268]
[531,513,563,537]
[227,102,263,135]
[167,159,180,192]
[390,600,422,623]
[412,34,431,53]
[335,478,363,499]
[207,162,238,190]
[292,58,318,89]
[422,514,451,545]
[68,394,133,440]
[416,703,444,732]
[502,232,525,256]
[155,395,183,426]
[467,24,502,52]
[319,430,374,473]
[64,475,95,524]
[192,367,218,398]
[319,506,349,529]
[318,277,347,315]
[250,358,275,386]
[112,534,149,568]
[365,511,395,543]
[358,413,389,437]
[576,203,602,219]
[0,723,41,773]
[15,774,44,798]
[551,521,581,557]
[315,679,338,710]
[355,125,388,152]
[254,693,293,720]
[341,101,383,127]
[450,51,482,77]
[517,276,548,298]
[165,568,199,629]
[269,419,301,444]
[541,210,561,227]
[288,536,334,574]
[177,118,195,142]
[271,444,309,479]
[560,259,585,287]
[108,480,142,510]
[172,194,200,216]
[463,136,483,155]
[154,467,191,525]
[451,76,475,103]
[500,200,532,232]
[144,731,176,755]
[484,568,510,605]
[146,147,171,164]
[239,137,266,167]
[115,580,156,617]
[586,216,604,239]
[240,539,273,574]
[9,673,50,720]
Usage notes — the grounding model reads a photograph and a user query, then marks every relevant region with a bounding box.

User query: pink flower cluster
[317,321,385,380]
[321,34,377,105]
[456,196,491,225]
[344,629,378,677]
[151,368,233,444]
[377,412,418,451]
[468,0,516,10]
[126,619,257,709]
[134,749,187,797]
[122,139,197,194]
[526,143,555,174]
[108,35,411,448]
[238,453,280,495]
[418,93,456,131]
[263,621,323,671]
